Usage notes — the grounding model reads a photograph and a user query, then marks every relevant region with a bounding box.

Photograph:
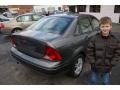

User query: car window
[16,15,32,22]
[0,18,9,22]
[26,17,74,34]
[21,15,32,22]
[2,19,9,21]
[16,16,22,22]
[78,17,92,33]
[33,15,43,21]
[91,18,99,30]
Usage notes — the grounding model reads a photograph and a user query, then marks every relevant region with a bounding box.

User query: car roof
[50,14,78,19]
[49,13,98,19]
[16,13,40,18]
[79,14,96,17]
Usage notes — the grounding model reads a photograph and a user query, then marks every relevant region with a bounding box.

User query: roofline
[16,13,36,18]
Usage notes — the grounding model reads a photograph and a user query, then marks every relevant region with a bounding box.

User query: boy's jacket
[86,31,120,73]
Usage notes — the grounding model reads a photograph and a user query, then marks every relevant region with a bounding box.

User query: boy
[86,16,120,85]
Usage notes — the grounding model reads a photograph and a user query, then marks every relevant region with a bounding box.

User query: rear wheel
[68,55,84,78]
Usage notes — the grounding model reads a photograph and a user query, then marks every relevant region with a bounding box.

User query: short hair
[99,16,112,26]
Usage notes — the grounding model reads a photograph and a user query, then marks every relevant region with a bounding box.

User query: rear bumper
[11,47,68,74]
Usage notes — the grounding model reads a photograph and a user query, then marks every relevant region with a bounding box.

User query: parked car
[0,15,10,33]
[1,13,44,35]
[3,11,19,18]
[11,14,99,77]
[0,15,10,22]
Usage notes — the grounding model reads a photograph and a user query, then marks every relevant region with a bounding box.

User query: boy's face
[100,23,112,36]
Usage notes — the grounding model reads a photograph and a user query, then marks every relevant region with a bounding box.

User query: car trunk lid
[11,35,47,59]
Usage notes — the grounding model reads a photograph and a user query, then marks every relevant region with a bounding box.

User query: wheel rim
[74,57,83,75]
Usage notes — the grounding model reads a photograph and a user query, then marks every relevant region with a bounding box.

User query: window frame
[75,16,93,35]
[77,5,86,13]
[69,6,76,13]
[89,5,101,13]
[89,17,99,31]
[114,5,120,13]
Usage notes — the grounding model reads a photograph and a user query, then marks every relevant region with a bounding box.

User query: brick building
[8,5,33,14]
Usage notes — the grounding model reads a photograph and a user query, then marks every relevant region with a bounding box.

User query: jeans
[90,71,110,85]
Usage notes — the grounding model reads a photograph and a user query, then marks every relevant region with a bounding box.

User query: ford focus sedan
[11,14,99,77]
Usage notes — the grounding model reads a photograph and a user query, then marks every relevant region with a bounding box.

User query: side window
[22,15,32,22]
[2,18,9,21]
[16,16,22,22]
[17,15,32,22]
[78,17,92,33]
[91,18,99,30]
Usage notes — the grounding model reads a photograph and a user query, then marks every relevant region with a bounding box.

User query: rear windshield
[26,16,74,34]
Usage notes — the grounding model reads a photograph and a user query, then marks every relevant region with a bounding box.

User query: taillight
[44,46,62,61]
[0,23,4,28]
[10,37,16,47]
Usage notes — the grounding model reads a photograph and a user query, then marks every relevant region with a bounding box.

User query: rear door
[16,15,34,29]
[72,15,93,49]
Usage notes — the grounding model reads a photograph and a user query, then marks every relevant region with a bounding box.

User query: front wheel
[68,55,84,78]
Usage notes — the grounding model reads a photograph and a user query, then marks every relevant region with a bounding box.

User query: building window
[114,5,120,13]
[58,7,61,11]
[69,6,75,13]
[90,5,101,13]
[77,5,86,13]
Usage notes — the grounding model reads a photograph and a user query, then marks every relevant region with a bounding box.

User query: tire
[68,55,84,78]
[12,28,22,33]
